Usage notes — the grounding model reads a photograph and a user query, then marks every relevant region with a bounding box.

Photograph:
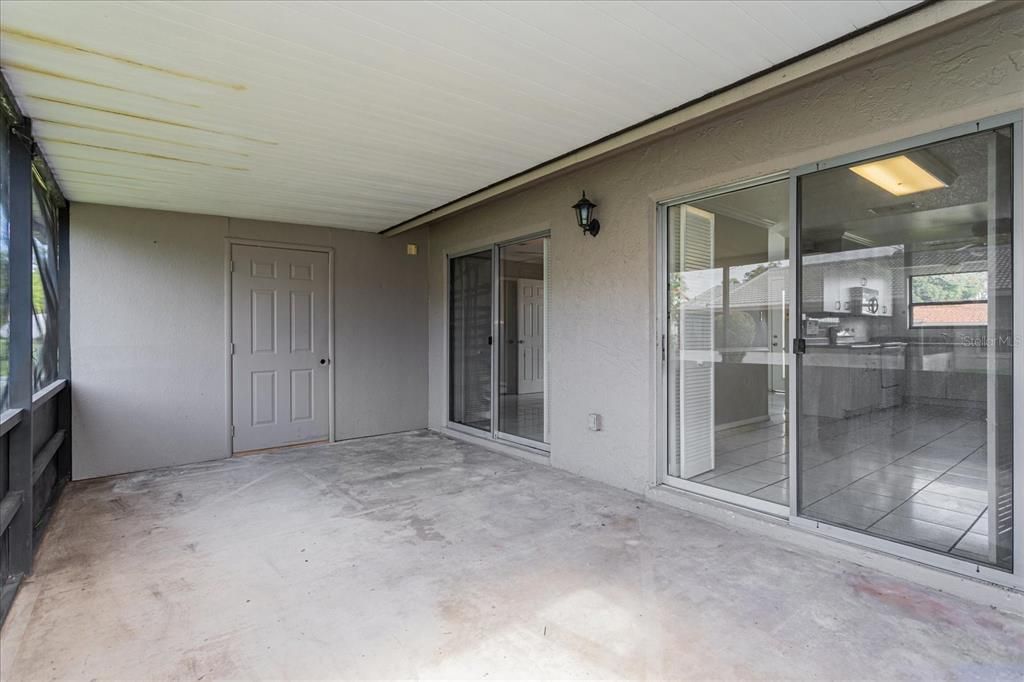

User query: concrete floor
[2,432,1022,680]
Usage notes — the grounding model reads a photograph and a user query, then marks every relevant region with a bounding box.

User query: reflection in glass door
[449,250,493,432]
[666,179,790,508]
[796,125,1014,570]
[498,237,549,445]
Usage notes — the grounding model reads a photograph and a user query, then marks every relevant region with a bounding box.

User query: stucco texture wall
[425,6,1024,494]
[70,204,428,479]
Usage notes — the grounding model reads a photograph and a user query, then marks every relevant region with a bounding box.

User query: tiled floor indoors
[689,392,789,504]
[690,396,995,564]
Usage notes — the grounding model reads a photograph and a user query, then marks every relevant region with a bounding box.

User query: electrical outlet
[588,413,602,431]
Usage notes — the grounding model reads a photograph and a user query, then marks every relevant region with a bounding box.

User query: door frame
[444,231,551,453]
[657,110,1023,589]
[224,238,335,455]
[655,172,791,518]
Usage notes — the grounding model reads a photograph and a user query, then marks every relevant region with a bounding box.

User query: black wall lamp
[572,191,600,237]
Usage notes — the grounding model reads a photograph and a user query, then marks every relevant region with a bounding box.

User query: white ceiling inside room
[0,1,920,232]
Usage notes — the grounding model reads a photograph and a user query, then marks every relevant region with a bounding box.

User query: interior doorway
[229,243,332,453]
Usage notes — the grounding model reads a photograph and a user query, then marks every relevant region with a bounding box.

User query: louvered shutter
[680,206,716,478]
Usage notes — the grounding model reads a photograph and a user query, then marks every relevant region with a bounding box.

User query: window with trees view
[910,271,988,326]
[30,178,59,391]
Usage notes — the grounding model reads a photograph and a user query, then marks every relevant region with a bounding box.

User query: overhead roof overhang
[0,1,982,234]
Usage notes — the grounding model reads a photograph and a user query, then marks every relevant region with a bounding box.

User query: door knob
[319,358,328,365]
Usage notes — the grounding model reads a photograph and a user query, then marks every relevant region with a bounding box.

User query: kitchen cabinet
[802,345,905,419]
[849,350,882,413]
[813,258,893,317]
[822,264,846,314]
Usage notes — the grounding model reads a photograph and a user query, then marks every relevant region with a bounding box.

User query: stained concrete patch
[1,431,1022,680]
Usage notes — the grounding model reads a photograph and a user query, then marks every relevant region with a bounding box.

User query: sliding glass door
[665,179,790,511]
[449,235,550,448]
[659,115,1019,585]
[498,237,549,445]
[449,250,493,432]
[795,125,1015,571]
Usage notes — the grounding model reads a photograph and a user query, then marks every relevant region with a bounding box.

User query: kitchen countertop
[806,341,908,351]
[803,342,907,369]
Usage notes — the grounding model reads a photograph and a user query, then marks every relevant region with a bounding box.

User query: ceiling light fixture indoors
[850,155,949,196]
[572,191,601,237]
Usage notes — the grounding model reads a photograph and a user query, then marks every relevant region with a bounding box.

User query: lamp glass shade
[572,192,596,227]
[849,155,947,196]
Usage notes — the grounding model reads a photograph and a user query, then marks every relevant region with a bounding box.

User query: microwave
[849,287,881,316]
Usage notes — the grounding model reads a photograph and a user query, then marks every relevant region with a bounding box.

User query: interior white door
[231,244,330,452]
[517,278,544,394]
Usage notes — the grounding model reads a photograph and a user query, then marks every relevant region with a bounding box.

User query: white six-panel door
[231,244,330,452]
[517,278,544,394]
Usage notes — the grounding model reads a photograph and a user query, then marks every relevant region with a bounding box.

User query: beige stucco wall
[70,204,429,479]
[425,5,1024,493]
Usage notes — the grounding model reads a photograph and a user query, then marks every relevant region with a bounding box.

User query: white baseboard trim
[715,415,771,432]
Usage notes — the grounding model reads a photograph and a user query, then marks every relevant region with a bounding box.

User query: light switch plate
[588,413,602,431]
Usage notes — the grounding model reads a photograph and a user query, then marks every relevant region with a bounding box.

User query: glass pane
[0,123,9,410]
[31,179,59,392]
[667,179,790,506]
[911,272,988,303]
[798,127,1013,571]
[911,302,988,328]
[448,250,492,432]
[498,237,548,443]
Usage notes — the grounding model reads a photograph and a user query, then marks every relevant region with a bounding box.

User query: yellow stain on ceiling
[1,26,247,91]
[34,118,250,157]
[2,61,200,107]
[63,180,177,199]
[62,180,157,191]
[38,136,249,171]
[54,154,197,175]
[56,169,171,182]
[27,95,277,145]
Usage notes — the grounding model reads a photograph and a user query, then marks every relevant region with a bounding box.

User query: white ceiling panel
[0,1,919,231]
